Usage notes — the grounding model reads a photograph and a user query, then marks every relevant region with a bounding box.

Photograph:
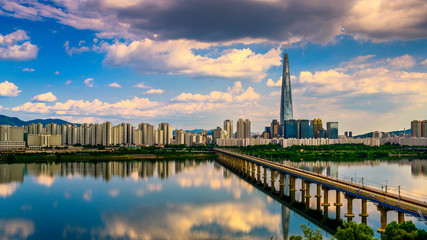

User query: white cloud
[145,89,163,94]
[65,80,72,85]
[108,82,121,88]
[0,30,38,61]
[11,102,50,113]
[64,41,90,56]
[0,81,21,97]
[55,71,60,75]
[84,78,94,87]
[234,87,260,102]
[31,92,57,102]
[227,81,242,95]
[420,58,427,66]
[386,54,415,69]
[172,91,233,103]
[134,82,151,89]
[22,67,34,72]
[102,39,282,81]
[266,77,282,87]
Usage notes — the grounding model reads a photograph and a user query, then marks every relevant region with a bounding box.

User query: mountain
[354,129,411,138]
[0,114,75,126]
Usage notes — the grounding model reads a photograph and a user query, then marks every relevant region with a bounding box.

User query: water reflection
[0,159,424,240]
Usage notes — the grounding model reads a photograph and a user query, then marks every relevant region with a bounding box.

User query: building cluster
[212,119,251,143]
[0,121,211,151]
[411,120,427,138]
[262,119,339,140]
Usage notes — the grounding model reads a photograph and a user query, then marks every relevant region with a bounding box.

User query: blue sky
[0,0,426,134]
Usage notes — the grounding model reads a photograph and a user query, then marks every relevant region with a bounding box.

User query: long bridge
[214,148,427,233]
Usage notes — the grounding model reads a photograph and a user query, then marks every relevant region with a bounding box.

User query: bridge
[214,148,427,233]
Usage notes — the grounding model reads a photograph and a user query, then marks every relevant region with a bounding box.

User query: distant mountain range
[0,114,75,126]
[354,129,411,138]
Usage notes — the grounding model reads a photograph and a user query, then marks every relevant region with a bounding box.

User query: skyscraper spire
[280,53,293,125]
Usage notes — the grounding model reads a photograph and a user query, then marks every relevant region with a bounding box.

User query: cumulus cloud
[65,80,72,85]
[0,81,21,97]
[84,78,94,87]
[55,71,60,75]
[101,39,282,81]
[420,58,427,66]
[108,82,121,88]
[266,77,282,87]
[64,41,90,56]
[22,67,34,72]
[133,82,151,89]
[31,92,57,102]
[145,89,164,94]
[0,29,38,60]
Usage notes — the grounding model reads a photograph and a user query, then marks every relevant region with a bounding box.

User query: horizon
[0,1,426,135]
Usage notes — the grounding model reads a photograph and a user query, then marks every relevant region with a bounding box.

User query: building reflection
[0,160,203,184]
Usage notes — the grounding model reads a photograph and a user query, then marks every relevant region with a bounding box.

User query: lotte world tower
[280,53,293,125]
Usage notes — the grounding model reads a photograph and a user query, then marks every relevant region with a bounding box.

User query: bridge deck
[214,148,427,218]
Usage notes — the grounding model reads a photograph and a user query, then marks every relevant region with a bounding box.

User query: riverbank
[0,148,217,163]
[224,143,427,161]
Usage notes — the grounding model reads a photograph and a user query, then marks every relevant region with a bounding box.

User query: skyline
[0,1,427,135]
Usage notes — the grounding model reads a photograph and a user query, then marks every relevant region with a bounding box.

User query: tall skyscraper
[270,119,280,138]
[237,119,251,138]
[223,120,233,139]
[280,53,293,125]
[313,119,323,139]
[326,122,338,139]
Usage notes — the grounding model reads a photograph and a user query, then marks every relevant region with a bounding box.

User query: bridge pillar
[315,184,322,211]
[263,167,268,188]
[377,206,389,233]
[359,199,369,224]
[290,176,296,203]
[300,179,306,203]
[251,163,256,180]
[247,161,251,178]
[398,211,405,224]
[279,173,285,198]
[334,191,343,222]
[321,186,330,222]
[256,164,261,184]
[305,181,311,211]
[270,170,276,193]
[344,193,355,222]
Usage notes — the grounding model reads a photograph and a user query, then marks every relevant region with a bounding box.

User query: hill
[354,129,411,138]
[0,114,75,126]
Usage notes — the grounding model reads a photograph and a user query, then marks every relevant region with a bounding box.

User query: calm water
[0,158,426,240]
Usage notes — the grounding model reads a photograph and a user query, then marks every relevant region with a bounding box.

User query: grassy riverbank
[0,146,217,163]
[224,143,427,161]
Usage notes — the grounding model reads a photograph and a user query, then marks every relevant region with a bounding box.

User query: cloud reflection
[95,198,281,239]
[0,219,35,240]
[34,175,55,187]
[0,183,18,198]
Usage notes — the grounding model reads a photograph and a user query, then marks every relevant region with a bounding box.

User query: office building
[284,120,298,139]
[298,119,313,139]
[326,122,338,139]
[270,119,280,138]
[313,119,323,139]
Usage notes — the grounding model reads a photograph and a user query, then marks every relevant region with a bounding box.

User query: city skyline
[0,1,427,135]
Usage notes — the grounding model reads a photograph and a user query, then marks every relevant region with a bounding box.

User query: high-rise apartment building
[244,119,251,138]
[326,122,338,139]
[223,120,233,139]
[411,120,422,137]
[280,53,293,125]
[237,119,244,138]
[422,120,427,138]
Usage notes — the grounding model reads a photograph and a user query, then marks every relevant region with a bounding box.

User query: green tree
[334,221,377,240]
[383,221,427,240]
[289,225,323,240]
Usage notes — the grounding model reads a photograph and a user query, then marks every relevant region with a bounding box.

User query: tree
[289,225,323,240]
[383,221,427,240]
[334,221,377,240]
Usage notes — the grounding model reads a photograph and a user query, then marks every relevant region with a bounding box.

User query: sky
[0,0,426,135]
